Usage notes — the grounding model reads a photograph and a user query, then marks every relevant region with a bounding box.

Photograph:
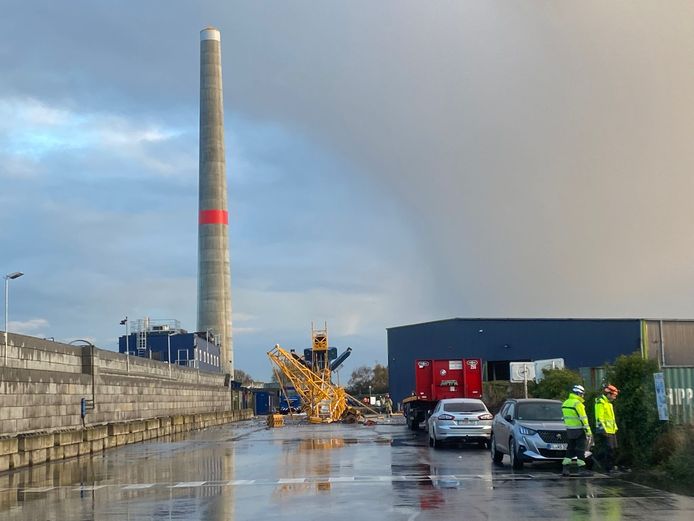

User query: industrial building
[118,318,222,372]
[387,318,694,406]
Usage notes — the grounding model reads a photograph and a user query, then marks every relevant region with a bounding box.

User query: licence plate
[456,419,478,425]
[547,443,567,450]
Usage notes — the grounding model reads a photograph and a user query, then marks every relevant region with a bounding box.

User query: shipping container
[253,391,278,415]
[579,366,607,391]
[413,359,483,401]
[403,358,483,430]
[663,366,694,425]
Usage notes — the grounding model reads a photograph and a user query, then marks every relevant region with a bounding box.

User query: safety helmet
[572,384,585,395]
[604,384,619,396]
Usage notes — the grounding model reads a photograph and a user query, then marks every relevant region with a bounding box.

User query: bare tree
[233,369,254,386]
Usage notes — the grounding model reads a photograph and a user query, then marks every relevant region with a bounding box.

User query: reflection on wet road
[1,417,692,520]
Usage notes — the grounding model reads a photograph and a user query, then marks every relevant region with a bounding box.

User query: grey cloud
[3,1,694,379]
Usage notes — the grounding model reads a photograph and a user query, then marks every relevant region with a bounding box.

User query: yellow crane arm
[267,344,348,423]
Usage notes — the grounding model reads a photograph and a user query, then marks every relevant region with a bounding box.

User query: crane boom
[267,325,351,423]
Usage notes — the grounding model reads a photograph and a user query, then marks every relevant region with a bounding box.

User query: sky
[2,1,694,380]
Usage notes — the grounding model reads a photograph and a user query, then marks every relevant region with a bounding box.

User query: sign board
[510,362,536,383]
[654,372,669,421]
[534,358,565,382]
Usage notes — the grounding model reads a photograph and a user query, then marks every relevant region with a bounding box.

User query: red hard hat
[604,384,619,396]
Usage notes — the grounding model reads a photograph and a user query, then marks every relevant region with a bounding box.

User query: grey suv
[491,398,580,470]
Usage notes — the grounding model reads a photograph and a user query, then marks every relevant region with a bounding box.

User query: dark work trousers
[596,432,618,471]
[566,429,587,462]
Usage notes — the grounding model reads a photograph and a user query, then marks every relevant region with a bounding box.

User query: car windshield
[516,402,563,421]
[443,402,486,413]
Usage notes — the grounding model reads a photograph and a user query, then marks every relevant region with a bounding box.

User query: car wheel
[431,427,441,449]
[510,438,524,470]
[491,434,503,463]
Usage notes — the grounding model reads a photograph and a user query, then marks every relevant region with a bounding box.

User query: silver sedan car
[427,398,493,449]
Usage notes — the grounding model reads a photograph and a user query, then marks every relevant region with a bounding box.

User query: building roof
[386,317,694,331]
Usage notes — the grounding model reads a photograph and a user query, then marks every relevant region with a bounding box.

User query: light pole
[4,272,24,366]
[120,316,129,373]
[167,331,178,377]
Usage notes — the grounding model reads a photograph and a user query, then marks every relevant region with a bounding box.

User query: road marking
[171,481,207,488]
[8,472,611,495]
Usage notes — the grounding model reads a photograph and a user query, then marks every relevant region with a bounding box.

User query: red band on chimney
[199,209,228,225]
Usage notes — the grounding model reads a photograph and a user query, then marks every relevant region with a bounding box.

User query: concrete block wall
[0,368,91,433]
[1,336,84,374]
[0,409,253,473]
[0,333,248,436]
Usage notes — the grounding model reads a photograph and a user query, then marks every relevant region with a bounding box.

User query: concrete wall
[0,409,252,473]
[0,425,239,515]
[0,333,246,436]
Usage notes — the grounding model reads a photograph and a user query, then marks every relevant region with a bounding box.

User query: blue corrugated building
[118,319,222,373]
[387,318,643,405]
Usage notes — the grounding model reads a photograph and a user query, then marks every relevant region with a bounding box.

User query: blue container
[254,391,273,415]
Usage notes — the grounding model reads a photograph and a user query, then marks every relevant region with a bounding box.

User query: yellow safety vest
[595,395,618,434]
[562,393,592,435]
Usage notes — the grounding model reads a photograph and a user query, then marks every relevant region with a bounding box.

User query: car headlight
[518,426,537,436]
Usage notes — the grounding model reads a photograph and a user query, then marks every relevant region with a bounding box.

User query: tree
[347,364,389,395]
[529,367,583,400]
[233,369,254,386]
[270,368,293,389]
[372,364,389,394]
[347,366,372,395]
[606,352,665,467]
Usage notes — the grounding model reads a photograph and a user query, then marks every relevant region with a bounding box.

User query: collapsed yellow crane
[267,325,353,423]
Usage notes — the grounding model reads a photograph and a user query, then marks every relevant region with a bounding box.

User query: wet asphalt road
[1,416,693,520]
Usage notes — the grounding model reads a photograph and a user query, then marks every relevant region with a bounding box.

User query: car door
[494,402,510,452]
[496,402,515,453]
[502,402,516,452]
[428,402,442,434]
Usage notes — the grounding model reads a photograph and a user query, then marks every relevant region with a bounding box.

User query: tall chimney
[198,26,233,375]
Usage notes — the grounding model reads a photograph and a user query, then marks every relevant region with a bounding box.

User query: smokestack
[198,26,233,375]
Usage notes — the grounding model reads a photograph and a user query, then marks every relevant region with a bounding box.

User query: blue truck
[279,394,302,414]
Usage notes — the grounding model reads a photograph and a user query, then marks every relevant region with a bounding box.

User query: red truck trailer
[402,359,483,431]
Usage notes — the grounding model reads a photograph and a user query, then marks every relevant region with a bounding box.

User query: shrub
[662,426,694,491]
[483,381,525,413]
[529,367,583,400]
[606,352,665,467]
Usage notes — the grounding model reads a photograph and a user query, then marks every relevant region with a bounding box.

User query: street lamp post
[167,331,178,378]
[4,272,24,366]
[120,316,129,373]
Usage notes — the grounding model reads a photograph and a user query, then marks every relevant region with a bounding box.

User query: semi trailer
[402,358,483,430]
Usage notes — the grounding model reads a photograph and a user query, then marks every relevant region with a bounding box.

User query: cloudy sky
[2,1,694,379]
